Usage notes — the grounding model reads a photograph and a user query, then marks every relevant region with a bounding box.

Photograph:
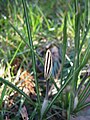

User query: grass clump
[0,0,90,120]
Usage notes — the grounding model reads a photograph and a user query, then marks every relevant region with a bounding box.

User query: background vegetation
[0,0,90,120]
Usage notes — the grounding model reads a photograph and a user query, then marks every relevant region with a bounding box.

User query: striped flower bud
[44,49,52,80]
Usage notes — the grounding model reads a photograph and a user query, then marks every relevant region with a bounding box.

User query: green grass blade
[78,78,90,107]
[36,5,50,30]
[22,0,41,115]
[73,1,80,92]
[79,22,90,52]
[0,77,35,106]
[0,85,7,108]
[74,102,90,113]
[10,41,23,65]
[79,89,90,107]
[61,12,67,86]
[79,78,90,102]
[10,22,44,66]
[67,93,72,120]
[10,22,29,47]
[85,0,88,27]
[62,12,67,68]
[80,43,90,68]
